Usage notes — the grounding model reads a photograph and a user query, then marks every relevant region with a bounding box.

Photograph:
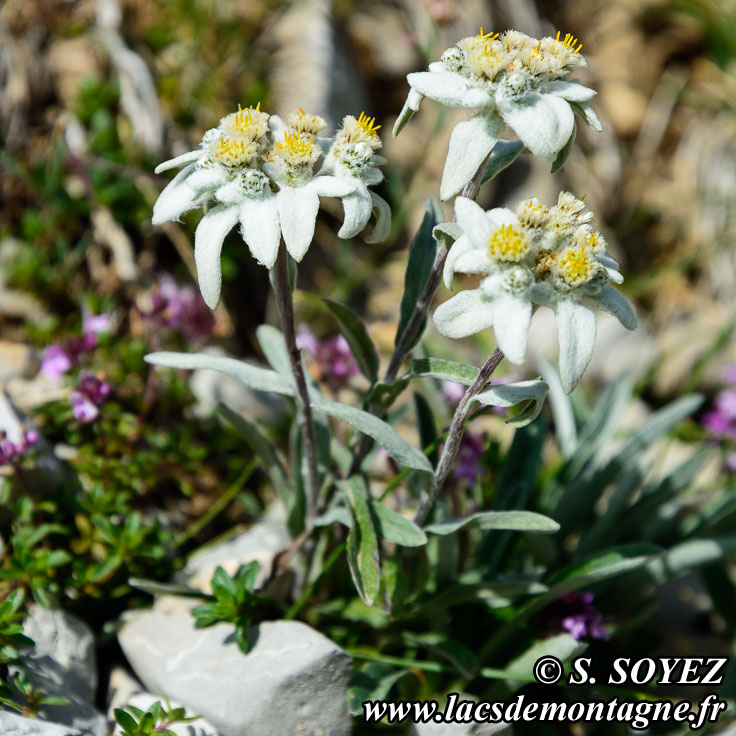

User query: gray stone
[0,711,82,736]
[118,612,353,736]
[111,692,220,736]
[410,721,510,735]
[177,506,290,594]
[13,606,107,736]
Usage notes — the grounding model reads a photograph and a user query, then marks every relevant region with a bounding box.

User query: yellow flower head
[554,245,597,287]
[335,112,383,151]
[287,108,328,136]
[219,103,270,142]
[540,31,586,72]
[487,224,530,263]
[459,30,510,81]
[270,129,320,167]
[212,136,260,168]
[516,198,550,228]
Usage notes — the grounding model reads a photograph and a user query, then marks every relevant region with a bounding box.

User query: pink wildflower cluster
[141,275,215,343]
[40,312,112,382]
[69,373,113,423]
[296,326,359,392]
[702,365,736,471]
[0,429,38,467]
[536,591,610,641]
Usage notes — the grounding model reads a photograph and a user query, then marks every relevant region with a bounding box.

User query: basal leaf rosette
[152,106,391,308]
[394,29,602,199]
[434,193,636,393]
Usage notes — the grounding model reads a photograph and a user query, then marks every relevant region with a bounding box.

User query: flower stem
[272,244,319,529]
[414,347,504,525]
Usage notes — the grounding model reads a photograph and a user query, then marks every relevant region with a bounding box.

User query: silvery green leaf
[473,379,549,428]
[537,359,577,458]
[367,375,412,412]
[440,115,501,200]
[551,122,576,173]
[256,325,291,376]
[324,299,379,382]
[371,503,428,547]
[593,286,637,331]
[647,537,736,583]
[309,175,356,197]
[312,399,432,473]
[194,203,240,309]
[314,505,352,528]
[145,351,294,396]
[545,80,597,102]
[395,198,441,350]
[554,299,596,394]
[481,140,524,184]
[487,292,531,365]
[343,477,381,606]
[393,88,424,137]
[338,186,372,239]
[411,357,479,385]
[504,634,587,691]
[425,510,559,536]
[406,70,470,106]
[433,221,462,249]
[570,100,603,132]
[366,192,391,244]
[454,196,493,246]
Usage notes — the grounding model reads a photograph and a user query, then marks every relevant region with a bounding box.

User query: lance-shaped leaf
[342,477,381,605]
[411,357,480,385]
[372,502,428,547]
[473,380,548,428]
[256,325,291,376]
[313,399,432,473]
[480,139,524,184]
[504,633,587,691]
[324,299,379,382]
[425,510,559,536]
[145,351,294,396]
[395,198,442,350]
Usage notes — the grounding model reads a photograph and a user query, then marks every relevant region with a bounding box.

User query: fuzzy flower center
[273,130,319,166]
[459,29,509,80]
[488,224,529,262]
[287,108,328,136]
[220,104,269,142]
[213,136,259,167]
[554,246,597,286]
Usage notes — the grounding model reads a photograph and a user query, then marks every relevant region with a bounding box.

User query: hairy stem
[414,347,504,525]
[272,244,318,528]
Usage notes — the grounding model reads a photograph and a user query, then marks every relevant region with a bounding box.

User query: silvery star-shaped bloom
[434,193,636,393]
[152,106,389,309]
[395,29,602,200]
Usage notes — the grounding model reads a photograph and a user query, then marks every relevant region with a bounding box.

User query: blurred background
[2,0,736,726]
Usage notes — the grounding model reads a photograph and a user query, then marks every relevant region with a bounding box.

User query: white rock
[14,606,107,736]
[111,692,220,736]
[118,613,353,736]
[410,721,510,735]
[177,506,290,594]
[0,712,82,736]
[106,666,143,716]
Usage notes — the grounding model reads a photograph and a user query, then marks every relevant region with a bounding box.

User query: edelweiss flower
[434,193,636,393]
[395,29,602,199]
[152,105,389,308]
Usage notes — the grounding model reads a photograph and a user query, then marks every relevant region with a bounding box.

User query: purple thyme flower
[69,372,112,423]
[536,591,610,642]
[143,275,215,342]
[452,430,486,485]
[296,325,359,392]
[0,429,38,467]
[40,312,111,382]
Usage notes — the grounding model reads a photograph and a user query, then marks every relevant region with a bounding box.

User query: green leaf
[647,537,736,582]
[348,664,410,716]
[211,566,237,600]
[395,198,442,350]
[218,405,297,532]
[418,580,548,615]
[312,399,432,473]
[414,392,438,466]
[145,351,294,397]
[324,299,379,382]
[256,325,291,376]
[570,100,603,132]
[425,511,559,536]
[114,709,139,733]
[371,503,427,547]
[481,139,524,184]
[473,380,549,428]
[367,376,411,412]
[128,578,210,599]
[411,357,479,385]
[551,123,576,173]
[504,633,587,691]
[343,477,381,605]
